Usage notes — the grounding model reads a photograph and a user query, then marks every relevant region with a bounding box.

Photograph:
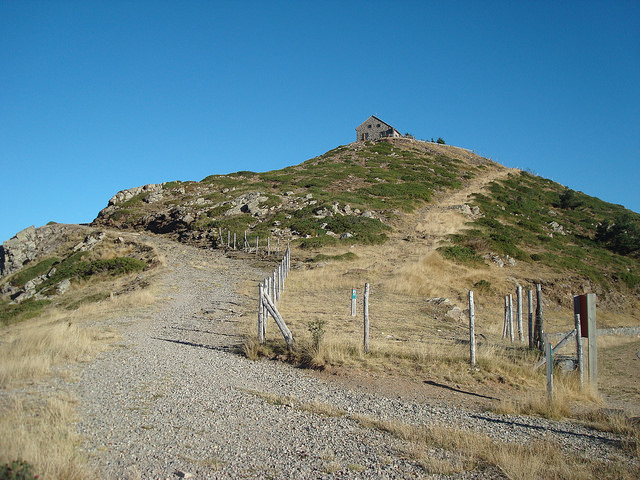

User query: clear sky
[1,1,639,244]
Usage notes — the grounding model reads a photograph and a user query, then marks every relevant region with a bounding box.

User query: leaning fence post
[545,335,553,401]
[516,285,523,342]
[527,289,533,348]
[469,290,476,366]
[258,283,265,344]
[363,283,370,353]
[575,313,584,390]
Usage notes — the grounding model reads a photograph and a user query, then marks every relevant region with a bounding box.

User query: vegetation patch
[0,298,51,327]
[311,252,358,263]
[438,245,485,265]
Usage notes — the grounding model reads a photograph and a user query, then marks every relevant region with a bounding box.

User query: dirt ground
[598,336,640,417]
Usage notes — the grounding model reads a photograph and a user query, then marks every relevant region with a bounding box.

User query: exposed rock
[1,224,82,278]
[483,252,504,268]
[56,279,71,295]
[224,192,268,217]
[362,211,374,218]
[107,184,163,206]
[344,204,352,215]
[73,232,105,252]
[471,206,481,215]
[549,221,566,235]
[143,191,163,203]
[504,255,516,266]
[340,233,353,239]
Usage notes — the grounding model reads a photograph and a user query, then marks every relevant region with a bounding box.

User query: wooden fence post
[516,285,523,342]
[256,237,259,255]
[233,233,236,250]
[545,335,553,401]
[258,283,265,344]
[262,280,268,338]
[508,294,514,343]
[535,284,544,353]
[363,283,370,353]
[469,290,476,366]
[527,289,533,348]
[272,270,278,303]
[227,230,230,248]
[262,292,295,348]
[575,313,584,390]
[502,296,508,340]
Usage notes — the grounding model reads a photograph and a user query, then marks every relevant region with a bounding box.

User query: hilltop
[87,137,639,317]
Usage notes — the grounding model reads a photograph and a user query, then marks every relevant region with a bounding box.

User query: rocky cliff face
[0,224,86,278]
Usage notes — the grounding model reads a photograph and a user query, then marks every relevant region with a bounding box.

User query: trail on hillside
[67,235,629,479]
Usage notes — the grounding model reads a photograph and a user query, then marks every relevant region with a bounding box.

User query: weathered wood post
[516,285,523,342]
[502,296,509,340]
[233,233,236,250]
[267,237,271,256]
[261,291,295,348]
[273,270,278,303]
[227,230,231,248]
[469,290,476,366]
[508,294,514,343]
[258,283,265,344]
[262,279,268,337]
[535,284,544,352]
[277,238,280,254]
[256,237,259,256]
[527,289,534,348]
[575,313,584,390]
[545,335,553,401]
[363,283,370,353]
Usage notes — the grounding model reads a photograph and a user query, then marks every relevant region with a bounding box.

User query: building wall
[355,116,400,141]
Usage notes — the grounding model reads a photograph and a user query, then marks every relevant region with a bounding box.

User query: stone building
[355,115,401,142]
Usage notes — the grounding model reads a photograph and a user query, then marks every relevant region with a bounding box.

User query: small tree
[436,137,446,144]
[595,213,640,256]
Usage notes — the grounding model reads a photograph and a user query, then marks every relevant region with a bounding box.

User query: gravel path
[72,237,631,479]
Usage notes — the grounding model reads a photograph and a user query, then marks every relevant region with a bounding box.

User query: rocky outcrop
[0,224,84,278]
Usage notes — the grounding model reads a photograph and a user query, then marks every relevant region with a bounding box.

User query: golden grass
[0,280,158,479]
[0,394,90,479]
[0,287,156,387]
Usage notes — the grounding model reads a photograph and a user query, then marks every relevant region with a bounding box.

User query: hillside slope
[91,137,639,319]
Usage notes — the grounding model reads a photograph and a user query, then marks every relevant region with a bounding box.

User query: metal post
[363,283,370,353]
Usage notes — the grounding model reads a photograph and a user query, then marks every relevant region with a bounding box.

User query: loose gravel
[69,237,631,479]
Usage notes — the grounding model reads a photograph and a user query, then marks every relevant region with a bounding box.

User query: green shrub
[8,257,59,287]
[439,246,484,265]
[0,298,51,327]
[0,460,38,480]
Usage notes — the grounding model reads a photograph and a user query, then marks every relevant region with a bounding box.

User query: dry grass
[0,394,90,479]
[0,286,156,387]
[0,275,159,479]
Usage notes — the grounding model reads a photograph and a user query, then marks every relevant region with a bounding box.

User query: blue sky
[1,1,639,243]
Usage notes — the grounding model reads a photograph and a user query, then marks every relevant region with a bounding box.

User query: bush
[439,245,484,265]
[595,213,640,256]
[0,460,38,480]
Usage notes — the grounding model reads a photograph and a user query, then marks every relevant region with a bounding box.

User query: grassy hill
[93,137,639,314]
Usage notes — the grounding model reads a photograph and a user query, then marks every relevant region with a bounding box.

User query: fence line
[257,245,293,346]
